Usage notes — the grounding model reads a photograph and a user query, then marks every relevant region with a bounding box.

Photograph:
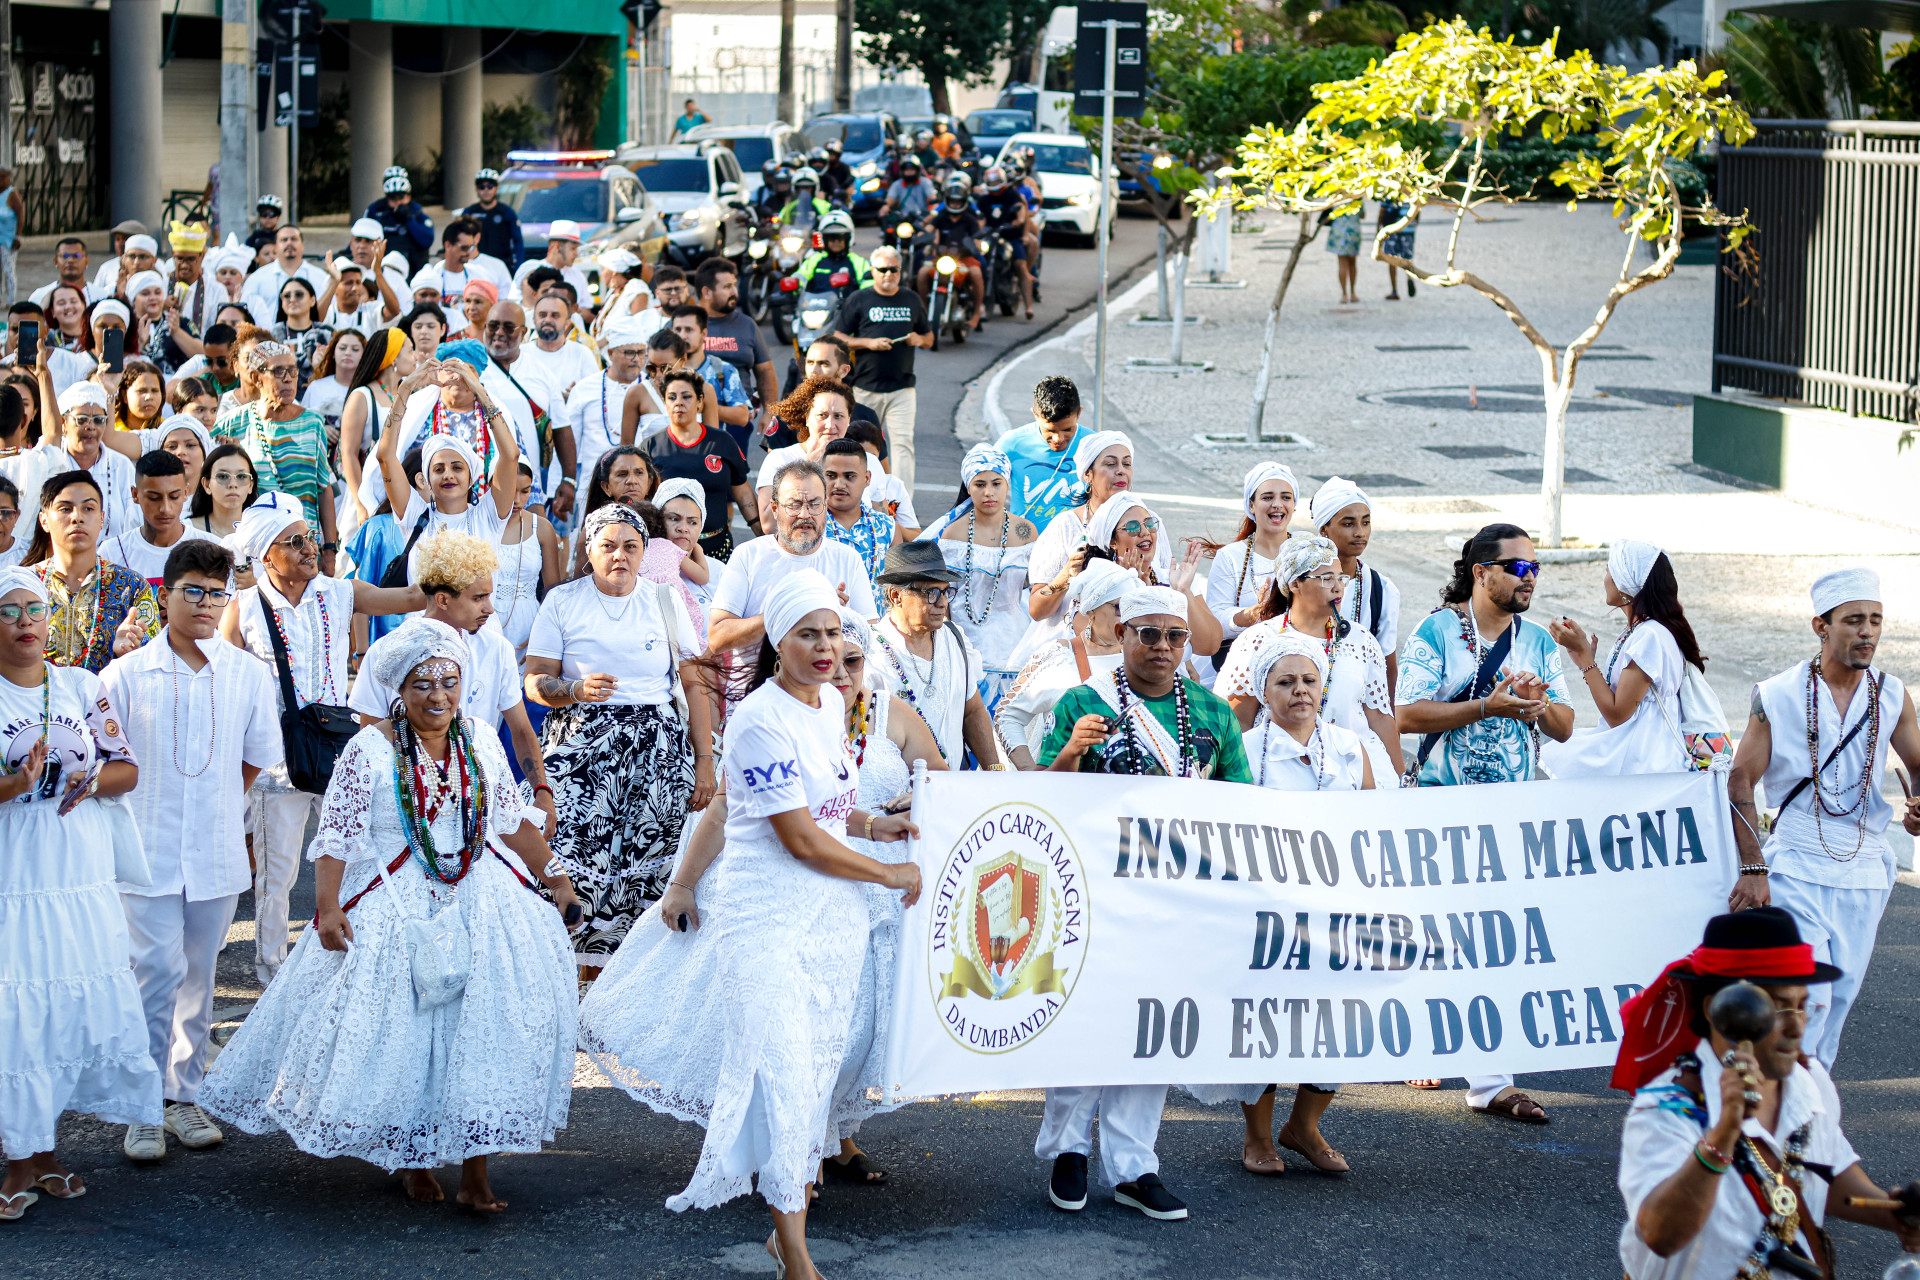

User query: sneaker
[1048,1152,1088,1212]
[163,1102,224,1149]
[1114,1172,1188,1221]
[123,1123,167,1161]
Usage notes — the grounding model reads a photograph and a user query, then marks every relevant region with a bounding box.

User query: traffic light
[620,0,664,30]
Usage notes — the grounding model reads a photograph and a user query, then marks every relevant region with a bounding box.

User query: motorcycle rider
[779,167,832,231]
[822,139,857,206]
[796,210,872,293]
[912,129,941,175]
[975,166,1034,320]
[930,116,963,169]
[878,156,937,226]
[916,171,986,331]
[753,163,793,222]
[1010,152,1045,290]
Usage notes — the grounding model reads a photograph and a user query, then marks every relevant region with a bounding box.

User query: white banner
[884,768,1735,1096]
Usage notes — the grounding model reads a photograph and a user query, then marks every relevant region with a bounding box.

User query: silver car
[614,141,756,262]
[675,121,808,194]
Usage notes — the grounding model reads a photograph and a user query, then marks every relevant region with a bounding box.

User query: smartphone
[102,326,125,373]
[15,320,36,368]
[563,901,583,927]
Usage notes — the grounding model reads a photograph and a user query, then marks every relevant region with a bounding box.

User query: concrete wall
[1693,392,1920,533]
[160,58,222,198]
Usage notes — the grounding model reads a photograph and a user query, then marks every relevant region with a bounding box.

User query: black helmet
[771,166,793,188]
[808,147,829,165]
[762,158,780,179]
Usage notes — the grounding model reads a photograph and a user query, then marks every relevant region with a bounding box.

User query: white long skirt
[580,833,868,1213]
[198,851,577,1170]
[829,832,911,1141]
[0,799,161,1156]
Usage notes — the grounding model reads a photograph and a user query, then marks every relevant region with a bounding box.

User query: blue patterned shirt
[1395,607,1570,786]
[825,505,894,598]
[696,354,750,408]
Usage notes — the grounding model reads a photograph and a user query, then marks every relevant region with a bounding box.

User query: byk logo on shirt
[742,759,800,790]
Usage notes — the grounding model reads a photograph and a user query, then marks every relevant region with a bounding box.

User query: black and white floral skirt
[541,701,694,967]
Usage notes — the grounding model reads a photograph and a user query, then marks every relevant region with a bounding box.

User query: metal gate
[1711,119,1920,425]
[9,57,103,235]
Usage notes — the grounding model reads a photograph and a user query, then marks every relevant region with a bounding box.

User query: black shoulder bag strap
[1369,568,1385,641]
[378,507,434,590]
[1408,617,1514,780]
[1773,703,1874,815]
[260,594,302,714]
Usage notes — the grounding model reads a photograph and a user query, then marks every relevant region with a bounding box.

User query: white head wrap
[351,217,385,240]
[1242,462,1298,517]
[0,566,48,605]
[580,502,647,551]
[382,250,411,277]
[205,234,252,276]
[157,414,214,457]
[600,313,652,352]
[1811,567,1881,616]
[1608,538,1663,600]
[1086,496,1155,553]
[90,299,131,327]
[243,339,293,373]
[420,433,483,483]
[125,270,167,301]
[599,247,640,276]
[228,492,306,563]
[1072,558,1136,616]
[1249,627,1331,691]
[1276,533,1339,586]
[124,234,159,256]
[57,382,110,414]
[1310,475,1370,530]
[369,617,471,693]
[1073,430,1131,479]
[763,567,841,645]
[961,441,1012,485]
[837,605,874,656]
[1119,584,1188,624]
[653,478,707,528]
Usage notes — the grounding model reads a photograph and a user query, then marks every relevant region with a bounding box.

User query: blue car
[801,112,901,220]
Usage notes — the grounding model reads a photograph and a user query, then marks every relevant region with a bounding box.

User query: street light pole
[219,0,251,240]
[1092,17,1116,434]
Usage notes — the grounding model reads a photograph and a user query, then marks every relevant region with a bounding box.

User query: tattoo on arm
[534,675,573,705]
[1751,689,1767,724]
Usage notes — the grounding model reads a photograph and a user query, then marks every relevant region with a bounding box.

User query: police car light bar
[506,150,617,164]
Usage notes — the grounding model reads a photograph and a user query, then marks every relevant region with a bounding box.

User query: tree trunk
[834,0,853,111]
[1247,213,1315,442]
[778,0,797,123]
[927,73,952,116]
[1539,366,1573,548]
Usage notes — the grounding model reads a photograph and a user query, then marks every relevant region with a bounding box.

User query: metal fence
[1712,119,1920,424]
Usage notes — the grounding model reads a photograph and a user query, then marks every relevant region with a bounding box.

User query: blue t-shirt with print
[1395,608,1572,786]
[997,420,1091,528]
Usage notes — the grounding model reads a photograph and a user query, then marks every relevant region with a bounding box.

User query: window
[727,137,774,170]
[1021,143,1093,176]
[495,176,609,223]
[804,118,881,152]
[625,159,712,193]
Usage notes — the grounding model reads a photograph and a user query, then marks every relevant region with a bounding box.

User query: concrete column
[109,0,165,226]
[349,21,394,215]
[259,120,289,209]
[441,27,483,211]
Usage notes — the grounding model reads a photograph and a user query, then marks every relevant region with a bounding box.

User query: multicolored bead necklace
[391,712,488,885]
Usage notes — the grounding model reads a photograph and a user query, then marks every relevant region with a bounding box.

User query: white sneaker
[123,1123,166,1161]
[163,1102,224,1149]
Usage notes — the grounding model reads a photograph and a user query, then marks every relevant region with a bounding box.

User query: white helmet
[382,166,412,194]
[792,166,820,188]
[819,210,855,237]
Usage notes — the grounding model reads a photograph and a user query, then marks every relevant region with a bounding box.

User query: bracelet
[1738,863,1770,877]
[669,878,695,893]
[864,812,876,840]
[1693,1139,1730,1175]
[1697,1135,1732,1167]
[1580,663,1597,676]
[694,752,714,760]
[568,678,584,703]
[1479,697,1488,721]
[532,783,553,798]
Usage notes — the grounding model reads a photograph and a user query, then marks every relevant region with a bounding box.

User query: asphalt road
[11,214,1920,1279]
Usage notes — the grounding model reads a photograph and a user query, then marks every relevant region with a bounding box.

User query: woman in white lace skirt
[932,443,1036,711]
[198,620,583,1213]
[578,570,921,1280]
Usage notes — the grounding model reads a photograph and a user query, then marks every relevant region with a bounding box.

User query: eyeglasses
[271,532,318,553]
[69,413,109,428]
[210,469,252,486]
[0,602,47,623]
[1300,571,1340,588]
[0,508,18,520]
[207,355,233,368]
[483,320,521,334]
[1480,558,1542,580]
[1117,517,1160,536]
[172,584,233,605]
[1129,625,1190,649]
[55,250,85,262]
[778,498,826,516]
[904,585,955,605]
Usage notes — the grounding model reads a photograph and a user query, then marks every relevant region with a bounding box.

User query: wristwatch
[321,541,338,553]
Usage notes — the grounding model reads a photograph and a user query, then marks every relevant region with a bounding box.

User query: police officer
[464,168,524,270]
[245,195,284,259]
[364,166,435,277]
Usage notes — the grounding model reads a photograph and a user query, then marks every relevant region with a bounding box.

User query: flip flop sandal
[1277,1135,1351,1175]
[822,1152,889,1185]
[1475,1091,1551,1125]
[1405,1079,1445,1089]
[0,1190,38,1221]
[34,1173,85,1199]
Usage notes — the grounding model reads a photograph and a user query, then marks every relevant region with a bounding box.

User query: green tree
[484,97,552,172]
[1214,19,1753,544]
[555,36,616,149]
[1720,12,1883,118]
[856,0,1054,114]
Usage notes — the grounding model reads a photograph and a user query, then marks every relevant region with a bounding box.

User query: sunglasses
[171,584,233,605]
[272,532,319,553]
[1129,625,1190,649]
[904,585,955,605]
[873,266,901,274]
[0,602,48,623]
[1118,517,1160,536]
[210,469,252,486]
[1480,558,1542,580]
[68,413,109,428]
[483,320,521,334]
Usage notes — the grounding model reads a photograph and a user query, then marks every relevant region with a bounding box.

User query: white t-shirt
[515,341,600,409]
[241,260,331,326]
[470,254,513,293]
[348,617,521,730]
[757,443,812,492]
[563,371,634,483]
[722,679,858,844]
[710,534,878,627]
[99,525,223,590]
[300,374,350,434]
[323,299,389,336]
[511,258,591,308]
[525,575,700,708]
[411,261,476,309]
[865,471,920,528]
[397,490,510,584]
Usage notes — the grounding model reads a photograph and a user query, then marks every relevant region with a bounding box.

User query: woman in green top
[223,340,337,571]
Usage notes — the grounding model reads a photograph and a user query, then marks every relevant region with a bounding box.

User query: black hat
[1676,907,1841,986]
[875,540,961,585]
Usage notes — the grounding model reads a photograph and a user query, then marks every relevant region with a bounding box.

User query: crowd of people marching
[1,201,1917,1280]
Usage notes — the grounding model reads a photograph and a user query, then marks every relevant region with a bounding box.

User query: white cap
[332,256,364,276]
[548,220,582,243]
[350,217,385,240]
[382,250,410,275]
[1811,567,1881,616]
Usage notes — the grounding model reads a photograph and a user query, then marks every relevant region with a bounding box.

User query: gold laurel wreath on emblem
[938,851,1069,1001]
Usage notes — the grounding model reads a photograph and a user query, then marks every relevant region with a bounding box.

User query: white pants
[122,891,240,1104]
[1464,1075,1515,1109]
[252,789,320,983]
[1036,1085,1167,1186]
[1768,873,1891,1069]
[852,386,917,491]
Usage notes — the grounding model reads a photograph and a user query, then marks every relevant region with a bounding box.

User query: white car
[996,131,1115,247]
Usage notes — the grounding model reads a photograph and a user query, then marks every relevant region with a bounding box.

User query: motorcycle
[981,228,1021,319]
[788,267,859,384]
[741,221,780,323]
[888,218,925,280]
[925,246,976,349]
[767,226,815,346]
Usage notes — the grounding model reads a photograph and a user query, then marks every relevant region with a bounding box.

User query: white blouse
[1244,719,1369,791]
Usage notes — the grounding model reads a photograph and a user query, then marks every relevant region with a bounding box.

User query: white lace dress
[938,538,1032,708]
[1217,618,1402,789]
[994,641,1123,761]
[198,725,578,1170]
[578,680,864,1213]
[829,689,915,1140]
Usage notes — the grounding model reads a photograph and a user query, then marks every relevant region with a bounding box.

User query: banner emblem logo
[929,803,1087,1054]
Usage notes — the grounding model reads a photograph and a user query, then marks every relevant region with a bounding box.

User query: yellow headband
[375,327,406,374]
[169,220,210,254]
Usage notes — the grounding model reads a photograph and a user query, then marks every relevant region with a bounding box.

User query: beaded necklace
[1733,1123,1813,1280]
[430,397,494,492]
[0,663,52,775]
[391,713,488,885]
[38,563,105,668]
[267,587,336,705]
[1112,664,1193,778]
[1804,657,1882,861]
[1279,613,1338,714]
[496,511,534,638]
[847,689,869,765]
[1255,719,1326,789]
[958,507,1013,626]
[1456,605,1539,776]
[1603,619,1644,687]
[168,645,216,777]
[1232,537,1279,608]
[871,625,933,709]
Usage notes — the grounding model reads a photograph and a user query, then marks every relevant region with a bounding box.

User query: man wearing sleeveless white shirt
[1727,566,1920,1068]
[708,461,877,661]
[217,494,425,982]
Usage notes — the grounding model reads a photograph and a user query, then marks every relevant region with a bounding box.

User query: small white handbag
[373,854,472,1011]
[97,792,152,889]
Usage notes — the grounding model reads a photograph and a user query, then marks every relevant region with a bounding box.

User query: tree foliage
[857,0,1054,113]
[1720,13,1891,119]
